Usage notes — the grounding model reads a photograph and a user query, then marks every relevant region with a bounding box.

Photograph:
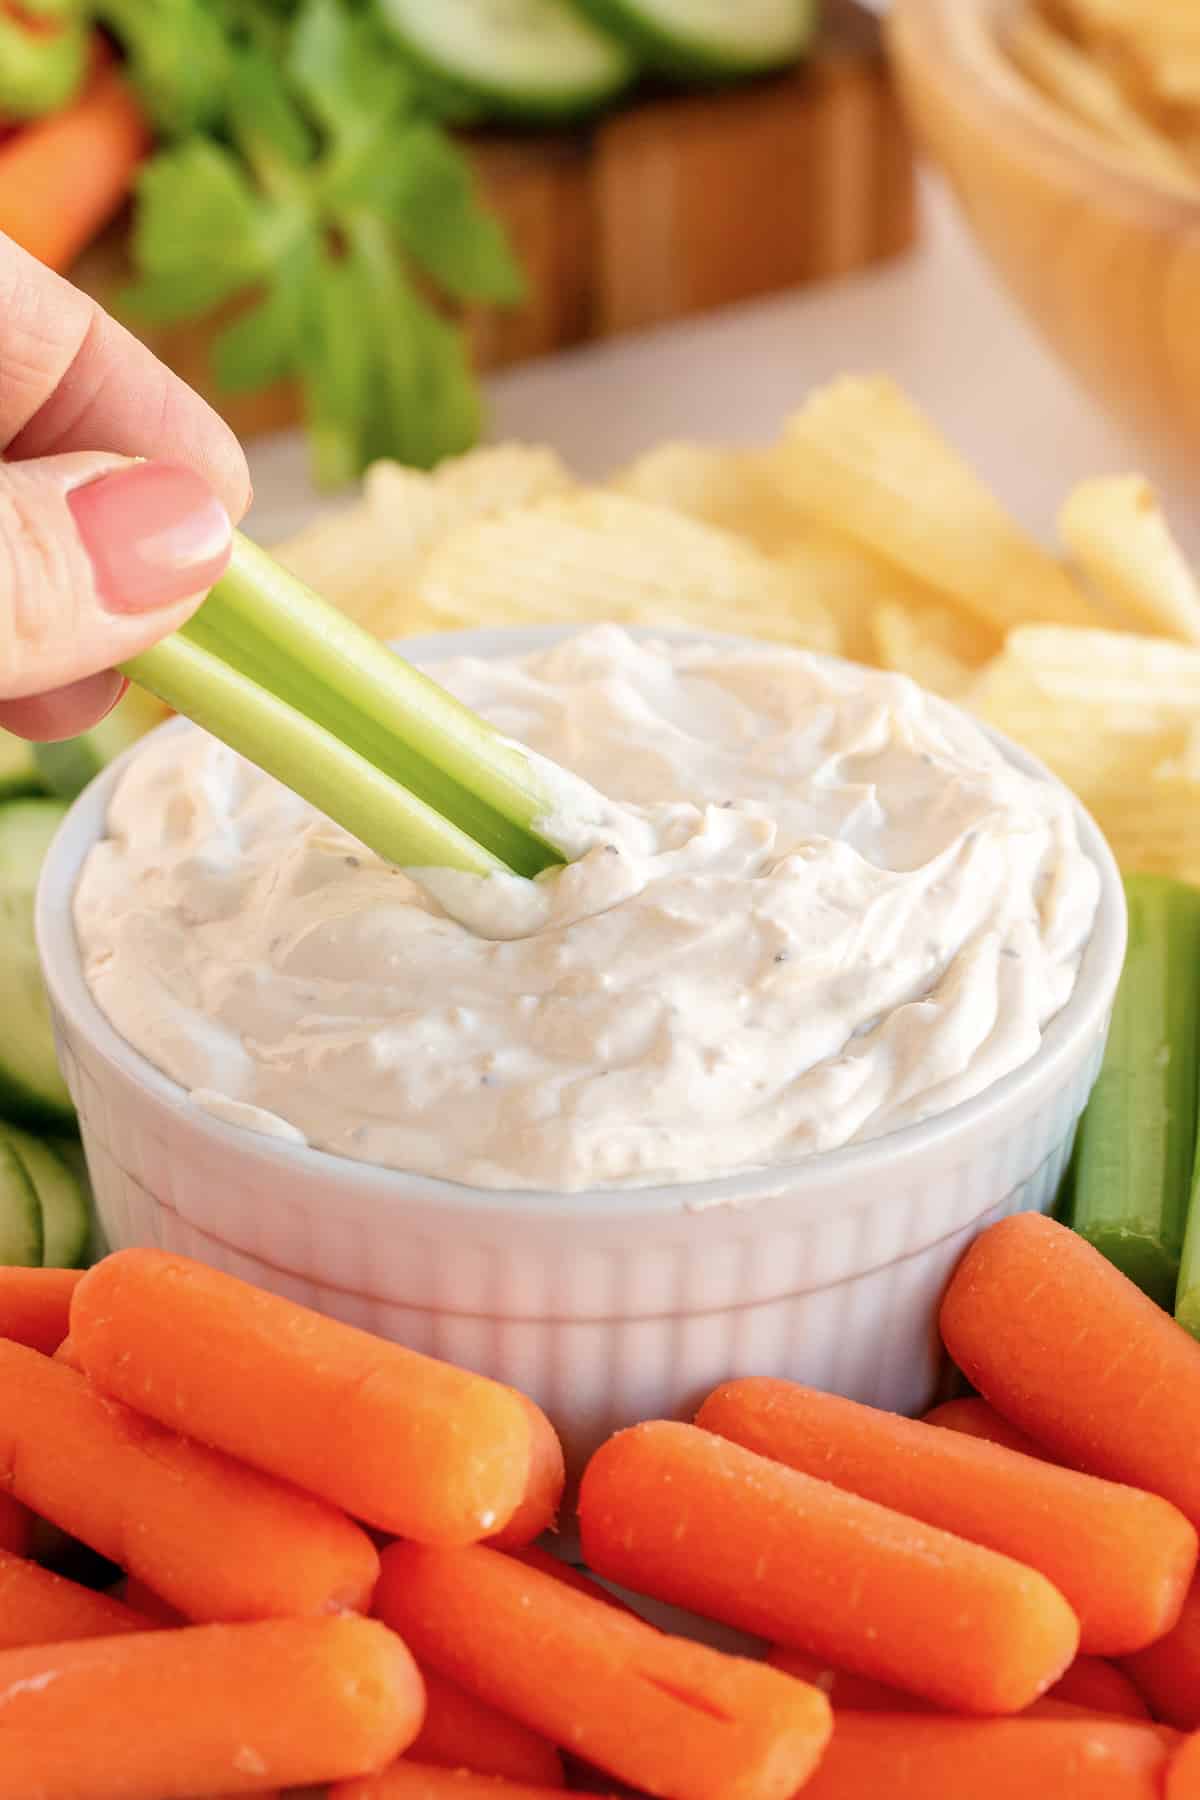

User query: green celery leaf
[123,141,276,323]
[212,233,321,393]
[226,44,317,183]
[299,248,373,489]
[376,122,524,304]
[96,0,233,136]
[288,0,413,143]
[349,216,480,472]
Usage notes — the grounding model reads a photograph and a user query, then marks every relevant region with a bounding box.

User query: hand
[0,232,251,741]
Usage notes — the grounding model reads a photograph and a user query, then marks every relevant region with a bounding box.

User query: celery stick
[123,633,505,877]
[1073,873,1200,1308]
[122,532,569,877]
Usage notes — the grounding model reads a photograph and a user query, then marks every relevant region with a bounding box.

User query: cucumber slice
[574,0,815,78]
[375,0,635,120]
[0,730,41,801]
[0,1134,43,1267]
[33,686,168,800]
[0,799,73,1129]
[1073,873,1200,1309]
[2,1127,88,1268]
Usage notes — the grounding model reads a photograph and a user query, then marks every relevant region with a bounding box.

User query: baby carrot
[765,1649,1150,1723]
[332,1772,592,1800]
[579,1421,1080,1714]
[765,1649,933,1712]
[1052,1658,1151,1722]
[120,1576,187,1626]
[941,1213,1200,1526]
[0,1266,81,1353]
[698,1378,1196,1654]
[0,1615,422,1799]
[1167,1732,1200,1798]
[0,1339,379,1621]
[72,1250,558,1545]
[410,1668,565,1786]
[486,1395,566,1550]
[0,1547,151,1650]
[798,1714,1168,1799]
[374,1541,833,1800]
[505,1545,647,1621]
[1123,1577,1200,1729]
[923,1397,1059,1460]
[0,1493,31,1556]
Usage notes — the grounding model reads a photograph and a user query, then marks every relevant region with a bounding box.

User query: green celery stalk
[121,533,567,878]
[1073,872,1200,1309]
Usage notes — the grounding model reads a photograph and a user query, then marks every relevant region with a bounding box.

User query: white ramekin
[37,625,1127,1475]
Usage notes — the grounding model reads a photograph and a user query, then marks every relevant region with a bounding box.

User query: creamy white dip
[75,627,1100,1191]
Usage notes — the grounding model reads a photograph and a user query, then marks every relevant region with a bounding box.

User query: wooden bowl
[887,0,1200,474]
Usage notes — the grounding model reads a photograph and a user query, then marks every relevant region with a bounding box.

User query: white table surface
[245,175,1198,557]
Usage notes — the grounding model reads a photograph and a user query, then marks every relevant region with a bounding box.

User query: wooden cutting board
[73,0,915,440]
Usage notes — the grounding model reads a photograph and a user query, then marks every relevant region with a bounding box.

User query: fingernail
[68,463,232,615]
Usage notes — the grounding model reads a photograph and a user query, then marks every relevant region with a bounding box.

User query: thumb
[0,453,232,702]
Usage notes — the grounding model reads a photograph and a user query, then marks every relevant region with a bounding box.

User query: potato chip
[1059,476,1200,643]
[425,443,573,515]
[610,443,802,554]
[411,490,839,652]
[1008,8,1198,191]
[773,377,1102,633]
[871,602,998,699]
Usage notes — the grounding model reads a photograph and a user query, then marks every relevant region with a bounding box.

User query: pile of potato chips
[1006,0,1200,192]
[274,375,1200,886]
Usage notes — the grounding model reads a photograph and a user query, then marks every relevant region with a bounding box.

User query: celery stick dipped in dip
[74,627,1100,1191]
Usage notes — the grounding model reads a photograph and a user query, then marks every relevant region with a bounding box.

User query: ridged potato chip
[871,602,999,699]
[772,377,1102,633]
[1059,476,1200,643]
[610,442,802,554]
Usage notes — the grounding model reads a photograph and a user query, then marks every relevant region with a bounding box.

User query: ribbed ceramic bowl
[37,625,1127,1475]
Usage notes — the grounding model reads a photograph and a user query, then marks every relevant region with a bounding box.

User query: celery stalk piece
[1074,873,1200,1310]
[121,532,569,878]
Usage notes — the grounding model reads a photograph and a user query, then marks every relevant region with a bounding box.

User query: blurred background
[3,0,1195,551]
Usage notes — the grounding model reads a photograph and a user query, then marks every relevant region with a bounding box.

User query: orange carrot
[0,1492,31,1557]
[1052,1658,1151,1722]
[798,1714,1169,1799]
[1124,1577,1200,1728]
[579,1421,1080,1715]
[697,1377,1195,1654]
[0,54,150,273]
[0,1615,422,1799]
[332,1772,592,1800]
[0,1267,82,1355]
[504,1545,647,1622]
[941,1213,1200,1526]
[374,1541,832,1800]
[1167,1732,1200,1797]
[0,1338,379,1622]
[923,1397,1061,1461]
[765,1648,934,1712]
[72,1250,559,1545]
[486,1394,565,1550]
[409,1668,565,1787]
[121,1576,187,1627]
[764,1649,1151,1723]
[0,1546,151,1650]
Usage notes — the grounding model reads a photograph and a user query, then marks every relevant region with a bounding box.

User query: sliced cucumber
[575,0,815,78]
[0,730,41,801]
[375,0,635,120]
[33,685,168,801]
[0,799,73,1129]
[0,1134,43,1267]
[2,1127,88,1268]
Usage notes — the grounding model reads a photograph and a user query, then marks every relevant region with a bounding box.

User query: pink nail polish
[68,463,233,615]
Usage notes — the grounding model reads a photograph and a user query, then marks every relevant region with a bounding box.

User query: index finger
[0,233,251,523]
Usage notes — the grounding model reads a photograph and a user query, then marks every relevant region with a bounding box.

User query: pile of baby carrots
[6,1214,1200,1798]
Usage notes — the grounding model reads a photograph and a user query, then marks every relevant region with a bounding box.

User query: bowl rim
[37,622,1128,1222]
[889,0,1200,231]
